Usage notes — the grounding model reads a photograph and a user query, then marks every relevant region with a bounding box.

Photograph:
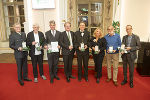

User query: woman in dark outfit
[90,28,107,83]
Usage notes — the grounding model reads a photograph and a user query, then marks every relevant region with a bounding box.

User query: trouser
[15,56,28,81]
[93,54,104,79]
[63,54,74,78]
[47,53,59,79]
[106,53,119,82]
[31,54,44,78]
[77,54,89,80]
[122,53,135,82]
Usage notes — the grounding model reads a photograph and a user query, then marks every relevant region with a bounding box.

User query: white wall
[24,0,67,60]
[24,0,68,34]
[120,0,150,41]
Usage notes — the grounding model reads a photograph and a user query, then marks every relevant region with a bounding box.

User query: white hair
[33,23,39,27]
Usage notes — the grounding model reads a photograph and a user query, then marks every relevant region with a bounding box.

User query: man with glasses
[121,25,141,88]
[104,26,121,86]
[74,22,90,82]
[9,23,32,86]
[60,22,76,82]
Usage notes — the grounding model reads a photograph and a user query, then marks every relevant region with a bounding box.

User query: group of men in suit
[9,21,140,88]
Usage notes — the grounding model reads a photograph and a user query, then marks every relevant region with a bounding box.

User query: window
[77,0,103,36]
[2,0,25,39]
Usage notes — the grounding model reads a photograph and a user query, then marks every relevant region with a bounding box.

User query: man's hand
[40,46,42,49]
[79,47,81,51]
[107,50,109,53]
[92,47,95,51]
[113,50,116,53]
[126,47,131,51]
[32,41,37,45]
[74,51,76,55]
[57,45,60,49]
[18,47,22,51]
[84,45,88,49]
[69,46,73,50]
[120,50,124,54]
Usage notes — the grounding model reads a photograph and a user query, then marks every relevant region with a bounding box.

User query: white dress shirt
[34,33,41,55]
[51,30,56,37]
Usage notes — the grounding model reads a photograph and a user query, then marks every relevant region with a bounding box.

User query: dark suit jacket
[9,32,28,59]
[27,31,45,57]
[45,30,61,55]
[74,30,90,55]
[121,34,141,60]
[90,36,107,56]
[60,31,75,55]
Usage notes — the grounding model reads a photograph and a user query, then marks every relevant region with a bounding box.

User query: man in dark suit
[44,20,61,83]
[9,23,32,86]
[60,22,76,82]
[121,25,141,88]
[74,22,90,82]
[27,24,47,83]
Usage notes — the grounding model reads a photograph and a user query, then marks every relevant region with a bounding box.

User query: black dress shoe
[85,78,89,82]
[66,77,70,83]
[96,78,100,83]
[50,79,54,83]
[19,81,24,86]
[121,80,127,85]
[24,78,32,81]
[55,76,60,80]
[69,75,76,79]
[130,82,134,88]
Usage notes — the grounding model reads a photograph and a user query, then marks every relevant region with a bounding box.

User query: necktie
[81,32,84,37]
[67,32,71,44]
[52,30,55,37]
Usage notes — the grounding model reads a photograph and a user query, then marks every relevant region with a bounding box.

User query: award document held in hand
[51,42,59,52]
[109,46,113,53]
[120,44,127,53]
[22,42,30,51]
[35,42,41,51]
[94,45,100,54]
[80,42,85,51]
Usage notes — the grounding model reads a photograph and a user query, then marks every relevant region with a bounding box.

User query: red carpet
[0,63,150,100]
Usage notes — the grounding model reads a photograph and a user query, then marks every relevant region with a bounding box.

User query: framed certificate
[51,42,59,52]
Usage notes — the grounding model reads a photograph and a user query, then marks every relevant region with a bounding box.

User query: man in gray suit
[121,25,141,88]
[44,20,61,83]
[9,23,32,86]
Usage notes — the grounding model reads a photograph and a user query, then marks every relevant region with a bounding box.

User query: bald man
[121,25,141,88]
[104,26,121,86]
